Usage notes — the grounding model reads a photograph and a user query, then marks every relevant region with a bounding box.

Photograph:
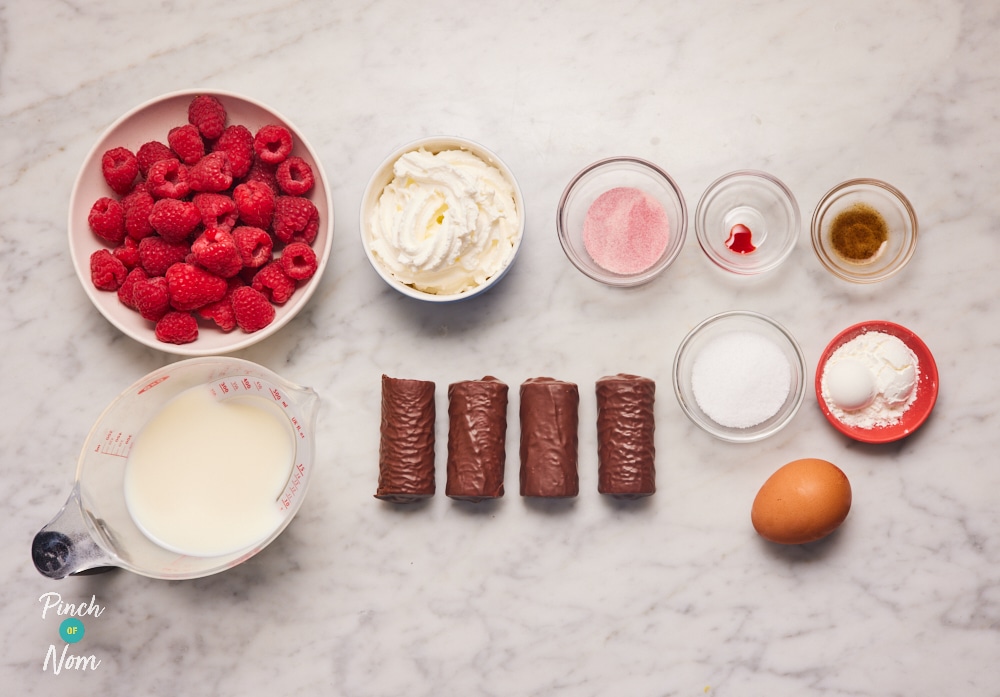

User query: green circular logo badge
[59,618,85,644]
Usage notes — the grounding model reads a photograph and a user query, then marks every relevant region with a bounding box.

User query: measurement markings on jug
[96,429,132,458]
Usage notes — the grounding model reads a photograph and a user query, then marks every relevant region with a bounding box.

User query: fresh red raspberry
[155,311,199,345]
[133,276,171,322]
[233,180,275,228]
[232,226,273,268]
[272,196,319,244]
[188,152,232,193]
[113,236,141,269]
[276,156,315,196]
[191,228,243,278]
[193,193,238,231]
[251,262,297,304]
[146,158,191,199]
[121,188,156,240]
[231,286,275,333]
[90,249,127,291]
[136,140,175,176]
[101,146,140,196]
[88,197,126,245]
[166,262,228,311]
[149,198,201,243]
[243,160,280,194]
[117,267,147,309]
[279,241,318,281]
[253,124,293,165]
[213,125,253,179]
[138,236,190,276]
[167,124,205,166]
[196,278,242,332]
[188,95,227,140]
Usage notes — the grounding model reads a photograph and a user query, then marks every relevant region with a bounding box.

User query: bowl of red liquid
[556,157,687,287]
[694,170,800,276]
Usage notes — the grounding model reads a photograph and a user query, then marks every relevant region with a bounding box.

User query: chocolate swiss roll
[595,374,656,498]
[376,375,436,503]
[446,376,509,502]
[519,377,580,498]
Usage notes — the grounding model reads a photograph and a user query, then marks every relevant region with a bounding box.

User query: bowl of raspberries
[69,89,333,354]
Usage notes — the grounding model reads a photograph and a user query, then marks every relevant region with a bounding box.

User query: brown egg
[751,458,852,544]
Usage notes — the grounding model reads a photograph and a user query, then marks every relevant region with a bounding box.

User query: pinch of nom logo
[39,592,104,675]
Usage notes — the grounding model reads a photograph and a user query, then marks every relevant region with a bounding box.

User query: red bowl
[815,320,938,443]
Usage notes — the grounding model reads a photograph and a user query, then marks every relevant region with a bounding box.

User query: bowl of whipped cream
[360,136,525,301]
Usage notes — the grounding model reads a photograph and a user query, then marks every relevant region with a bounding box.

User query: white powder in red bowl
[582,187,669,275]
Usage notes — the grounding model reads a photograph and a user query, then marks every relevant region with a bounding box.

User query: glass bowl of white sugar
[673,310,807,442]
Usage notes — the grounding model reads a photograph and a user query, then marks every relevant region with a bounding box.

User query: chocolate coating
[446,376,509,502]
[596,374,656,498]
[376,375,436,503]
[519,377,579,498]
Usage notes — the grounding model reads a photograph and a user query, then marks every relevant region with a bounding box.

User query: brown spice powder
[829,203,888,261]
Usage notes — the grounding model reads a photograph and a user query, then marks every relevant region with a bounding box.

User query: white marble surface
[3,1,999,694]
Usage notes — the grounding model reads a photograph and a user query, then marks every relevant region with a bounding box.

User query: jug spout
[298,386,320,421]
[32,487,117,579]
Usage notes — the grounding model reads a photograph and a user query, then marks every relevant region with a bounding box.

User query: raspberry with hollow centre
[253,124,293,165]
[146,158,191,200]
[232,225,273,268]
[279,241,318,281]
[276,156,314,196]
[101,146,139,196]
[251,262,297,304]
[88,197,126,245]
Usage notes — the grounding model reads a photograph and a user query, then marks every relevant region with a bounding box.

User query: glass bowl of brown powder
[810,178,917,283]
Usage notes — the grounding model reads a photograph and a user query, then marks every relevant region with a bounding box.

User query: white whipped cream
[368,148,520,295]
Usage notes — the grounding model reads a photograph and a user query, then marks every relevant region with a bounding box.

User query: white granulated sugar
[821,330,919,429]
[691,331,792,429]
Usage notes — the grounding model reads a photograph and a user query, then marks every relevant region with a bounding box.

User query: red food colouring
[725,223,756,254]
[583,187,670,275]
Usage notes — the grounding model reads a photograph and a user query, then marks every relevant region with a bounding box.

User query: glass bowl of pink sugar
[557,157,687,287]
[694,170,800,276]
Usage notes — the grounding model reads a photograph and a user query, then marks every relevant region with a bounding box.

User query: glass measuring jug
[32,357,319,580]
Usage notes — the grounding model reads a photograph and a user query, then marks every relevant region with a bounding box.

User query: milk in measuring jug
[124,385,294,557]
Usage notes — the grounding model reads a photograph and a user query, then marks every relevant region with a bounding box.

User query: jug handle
[32,486,117,579]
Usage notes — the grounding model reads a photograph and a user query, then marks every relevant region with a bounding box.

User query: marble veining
[2,0,1000,695]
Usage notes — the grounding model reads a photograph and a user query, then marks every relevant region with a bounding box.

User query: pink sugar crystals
[582,187,670,275]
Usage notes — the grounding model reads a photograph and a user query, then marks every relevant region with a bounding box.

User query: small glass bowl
[811,178,917,283]
[673,311,807,443]
[694,170,800,275]
[556,157,687,287]
[360,136,525,302]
